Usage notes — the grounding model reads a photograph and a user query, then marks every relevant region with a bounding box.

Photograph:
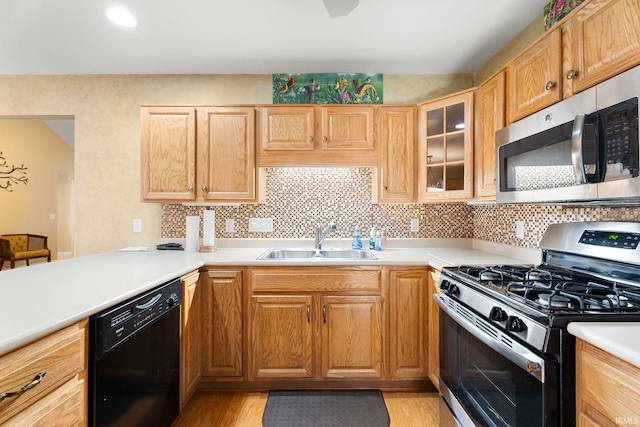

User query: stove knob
[447,284,460,297]
[489,307,508,322]
[439,280,450,291]
[506,316,527,333]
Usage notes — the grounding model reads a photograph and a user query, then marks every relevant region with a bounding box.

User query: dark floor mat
[262,390,390,427]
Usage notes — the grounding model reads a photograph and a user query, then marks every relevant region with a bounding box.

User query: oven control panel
[579,230,640,249]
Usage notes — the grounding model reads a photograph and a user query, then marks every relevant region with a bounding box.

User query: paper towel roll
[185,216,200,252]
[203,210,215,247]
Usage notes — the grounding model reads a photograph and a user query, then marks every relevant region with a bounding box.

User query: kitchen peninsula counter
[0,239,538,356]
[568,322,640,369]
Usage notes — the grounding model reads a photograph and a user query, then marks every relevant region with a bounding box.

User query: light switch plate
[249,218,273,232]
[410,218,419,232]
[516,221,525,239]
[225,218,235,232]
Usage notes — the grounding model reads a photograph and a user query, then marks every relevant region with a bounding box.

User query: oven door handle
[436,293,547,383]
[571,114,587,184]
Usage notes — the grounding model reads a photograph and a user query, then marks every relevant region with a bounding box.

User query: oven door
[436,293,558,427]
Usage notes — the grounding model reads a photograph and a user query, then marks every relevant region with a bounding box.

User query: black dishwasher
[89,278,181,427]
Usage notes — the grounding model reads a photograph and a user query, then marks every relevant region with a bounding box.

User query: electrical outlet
[49,213,56,220]
[410,218,419,232]
[225,218,235,233]
[133,218,142,233]
[516,221,525,239]
[249,218,273,232]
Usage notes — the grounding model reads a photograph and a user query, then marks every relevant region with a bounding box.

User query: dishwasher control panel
[91,277,182,357]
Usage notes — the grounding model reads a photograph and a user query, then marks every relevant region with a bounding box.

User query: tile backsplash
[161,168,640,248]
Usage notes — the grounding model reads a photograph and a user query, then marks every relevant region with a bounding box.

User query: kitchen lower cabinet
[180,270,201,409]
[0,320,87,426]
[202,270,243,378]
[389,268,429,380]
[428,270,440,389]
[576,338,640,426]
[248,266,385,381]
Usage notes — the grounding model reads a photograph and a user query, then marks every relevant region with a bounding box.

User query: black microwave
[496,65,640,204]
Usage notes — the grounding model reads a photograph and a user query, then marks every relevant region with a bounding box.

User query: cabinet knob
[308,136,314,142]
[322,136,328,142]
[566,69,579,80]
[202,186,208,192]
[545,81,557,91]
[188,186,194,192]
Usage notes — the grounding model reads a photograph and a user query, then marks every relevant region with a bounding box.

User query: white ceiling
[1,0,550,75]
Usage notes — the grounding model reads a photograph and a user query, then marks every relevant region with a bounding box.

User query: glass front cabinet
[417,89,474,202]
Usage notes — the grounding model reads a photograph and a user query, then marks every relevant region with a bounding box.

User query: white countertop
[0,238,536,356]
[568,322,640,369]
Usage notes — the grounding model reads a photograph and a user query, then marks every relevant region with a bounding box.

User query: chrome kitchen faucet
[315,222,336,250]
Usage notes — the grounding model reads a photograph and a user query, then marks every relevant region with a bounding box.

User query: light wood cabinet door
[321,106,375,151]
[564,0,640,96]
[428,270,440,389]
[250,295,314,379]
[141,106,196,201]
[180,270,201,409]
[197,107,256,201]
[389,268,429,380]
[260,106,316,151]
[475,71,505,200]
[507,29,562,123]
[376,106,416,203]
[418,89,474,203]
[321,295,383,379]
[576,338,640,426]
[202,270,243,378]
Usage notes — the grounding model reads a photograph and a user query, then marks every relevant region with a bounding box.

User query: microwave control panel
[602,98,639,181]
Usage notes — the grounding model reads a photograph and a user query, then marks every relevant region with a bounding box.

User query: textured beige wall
[0,74,472,256]
[474,13,545,84]
[0,120,74,259]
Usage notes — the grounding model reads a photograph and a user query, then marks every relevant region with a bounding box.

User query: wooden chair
[0,234,52,270]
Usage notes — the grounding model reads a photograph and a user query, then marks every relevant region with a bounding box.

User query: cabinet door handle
[322,304,327,324]
[0,370,46,403]
[307,304,311,323]
[202,186,208,192]
[188,186,194,192]
[545,81,557,91]
[322,136,328,142]
[308,136,314,142]
[566,69,578,80]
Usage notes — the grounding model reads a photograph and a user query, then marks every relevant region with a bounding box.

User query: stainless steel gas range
[435,221,640,427]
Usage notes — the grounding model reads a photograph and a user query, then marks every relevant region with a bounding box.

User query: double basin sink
[257,248,377,260]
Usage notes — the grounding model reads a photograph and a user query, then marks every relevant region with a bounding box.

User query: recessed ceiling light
[103,7,138,27]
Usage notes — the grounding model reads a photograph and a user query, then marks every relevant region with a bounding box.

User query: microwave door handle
[571,114,587,184]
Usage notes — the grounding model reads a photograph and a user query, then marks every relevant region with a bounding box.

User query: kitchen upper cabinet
[141,106,258,203]
[0,320,87,426]
[389,268,429,380]
[374,106,416,203]
[507,29,562,123]
[576,338,640,425]
[475,70,505,201]
[257,105,378,167]
[202,270,243,378]
[417,89,474,203]
[196,107,257,201]
[141,106,197,202]
[180,270,201,409]
[248,267,384,381]
[563,0,640,96]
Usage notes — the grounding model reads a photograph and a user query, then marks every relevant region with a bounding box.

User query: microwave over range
[496,65,640,204]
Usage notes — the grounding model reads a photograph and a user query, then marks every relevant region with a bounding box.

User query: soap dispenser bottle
[380,227,388,250]
[352,225,363,250]
[368,227,376,250]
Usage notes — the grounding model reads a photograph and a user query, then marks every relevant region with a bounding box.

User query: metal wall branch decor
[0,151,28,191]
[273,73,383,104]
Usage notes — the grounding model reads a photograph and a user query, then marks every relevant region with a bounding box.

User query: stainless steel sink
[257,248,377,260]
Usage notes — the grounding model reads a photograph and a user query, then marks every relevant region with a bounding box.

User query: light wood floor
[173,391,441,427]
